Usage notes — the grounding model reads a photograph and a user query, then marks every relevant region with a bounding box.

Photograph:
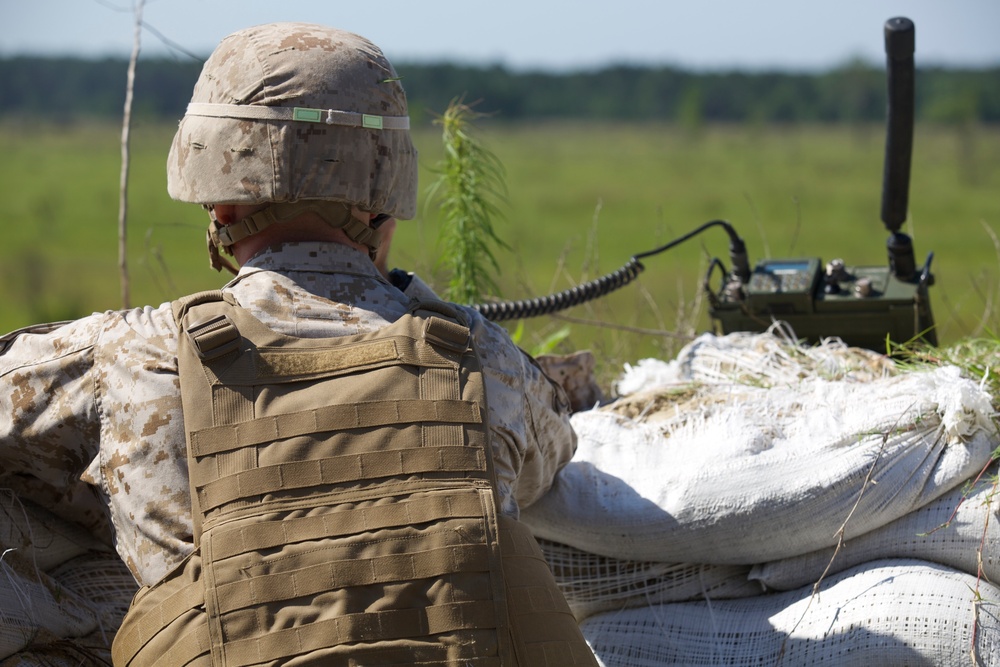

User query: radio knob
[854,278,873,298]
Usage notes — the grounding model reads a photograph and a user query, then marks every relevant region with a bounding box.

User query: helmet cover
[167,23,418,218]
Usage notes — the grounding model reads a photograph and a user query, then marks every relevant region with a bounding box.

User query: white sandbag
[0,638,112,667]
[0,551,137,664]
[0,550,98,660]
[537,538,763,621]
[48,552,137,635]
[523,359,996,564]
[582,559,1000,667]
[0,492,103,573]
[0,491,137,662]
[751,464,1000,590]
[616,329,895,392]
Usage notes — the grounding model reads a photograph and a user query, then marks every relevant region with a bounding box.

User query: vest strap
[221,600,497,667]
[112,555,210,667]
[187,315,240,360]
[196,446,486,511]
[214,543,492,614]
[189,398,481,456]
[209,489,486,560]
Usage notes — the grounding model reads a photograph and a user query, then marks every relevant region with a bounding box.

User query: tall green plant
[427,100,509,304]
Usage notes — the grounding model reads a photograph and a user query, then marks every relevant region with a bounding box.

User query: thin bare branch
[141,21,204,61]
[90,0,130,12]
[118,0,144,309]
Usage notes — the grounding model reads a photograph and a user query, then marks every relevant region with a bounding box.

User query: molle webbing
[113,292,597,667]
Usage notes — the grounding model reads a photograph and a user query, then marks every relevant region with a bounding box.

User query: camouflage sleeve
[0,316,106,532]
[512,349,578,509]
[1,307,190,584]
[466,312,578,515]
[399,271,441,302]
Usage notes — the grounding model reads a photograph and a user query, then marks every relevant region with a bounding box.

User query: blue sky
[2,0,998,71]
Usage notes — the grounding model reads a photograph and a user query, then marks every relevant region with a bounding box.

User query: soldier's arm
[511,349,579,509]
[0,317,105,527]
[0,317,103,479]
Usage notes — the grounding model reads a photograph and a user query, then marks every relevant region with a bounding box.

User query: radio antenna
[881,17,917,281]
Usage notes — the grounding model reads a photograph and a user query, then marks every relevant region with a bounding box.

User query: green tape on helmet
[292,107,324,123]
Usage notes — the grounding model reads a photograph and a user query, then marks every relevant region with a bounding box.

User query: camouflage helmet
[166,23,417,219]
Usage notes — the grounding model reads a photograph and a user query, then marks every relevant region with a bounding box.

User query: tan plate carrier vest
[112,291,596,667]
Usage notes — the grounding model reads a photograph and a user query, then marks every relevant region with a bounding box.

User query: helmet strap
[206,229,240,275]
[206,201,383,273]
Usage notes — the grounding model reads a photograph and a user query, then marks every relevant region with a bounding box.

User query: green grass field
[2,119,998,382]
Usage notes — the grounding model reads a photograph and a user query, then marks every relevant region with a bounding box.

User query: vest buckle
[423,316,470,354]
[187,314,240,360]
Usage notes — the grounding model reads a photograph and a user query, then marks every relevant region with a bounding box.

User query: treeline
[1,56,997,125]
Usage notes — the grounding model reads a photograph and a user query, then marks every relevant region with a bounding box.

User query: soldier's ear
[211,204,238,226]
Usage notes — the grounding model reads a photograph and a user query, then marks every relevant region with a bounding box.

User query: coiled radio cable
[473,219,748,322]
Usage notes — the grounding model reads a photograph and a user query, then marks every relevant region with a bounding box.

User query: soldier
[0,23,596,666]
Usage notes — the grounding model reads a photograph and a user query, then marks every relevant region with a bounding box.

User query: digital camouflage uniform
[0,242,577,587]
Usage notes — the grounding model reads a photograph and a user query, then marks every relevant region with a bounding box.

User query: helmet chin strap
[206,201,383,274]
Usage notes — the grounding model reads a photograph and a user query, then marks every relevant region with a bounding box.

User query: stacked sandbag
[582,560,1000,666]
[751,468,999,591]
[525,331,1000,665]
[524,357,995,564]
[537,538,763,620]
[0,492,137,665]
